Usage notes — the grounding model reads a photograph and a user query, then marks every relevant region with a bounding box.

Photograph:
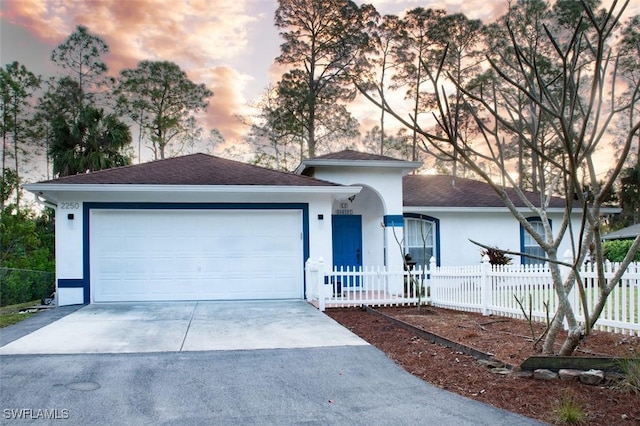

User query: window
[521,218,549,265]
[403,214,438,268]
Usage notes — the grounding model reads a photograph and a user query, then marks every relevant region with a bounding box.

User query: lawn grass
[0,300,40,328]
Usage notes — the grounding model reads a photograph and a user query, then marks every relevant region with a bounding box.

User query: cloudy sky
[1,0,637,152]
[0,0,512,143]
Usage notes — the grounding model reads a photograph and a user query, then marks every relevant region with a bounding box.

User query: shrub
[0,268,55,307]
[603,240,640,262]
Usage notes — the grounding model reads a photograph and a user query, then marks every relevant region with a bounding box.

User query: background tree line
[2,25,214,197]
[0,26,214,303]
[248,0,638,227]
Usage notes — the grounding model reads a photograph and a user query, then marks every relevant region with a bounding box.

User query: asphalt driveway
[0,301,545,425]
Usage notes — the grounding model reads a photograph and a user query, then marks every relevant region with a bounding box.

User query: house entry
[332,215,362,287]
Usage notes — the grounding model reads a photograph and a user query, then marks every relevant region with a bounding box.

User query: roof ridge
[35,152,342,187]
[42,153,213,184]
[309,149,407,162]
[211,154,339,185]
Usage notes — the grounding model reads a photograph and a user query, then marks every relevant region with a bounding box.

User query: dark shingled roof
[39,153,340,186]
[403,174,567,208]
[310,149,406,162]
[602,223,640,240]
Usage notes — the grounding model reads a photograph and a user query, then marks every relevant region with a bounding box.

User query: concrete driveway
[0,301,545,425]
[0,301,367,354]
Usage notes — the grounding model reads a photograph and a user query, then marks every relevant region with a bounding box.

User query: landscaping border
[364,306,514,367]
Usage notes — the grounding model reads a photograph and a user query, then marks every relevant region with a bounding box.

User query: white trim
[90,209,304,302]
[24,183,360,194]
[24,184,362,204]
[295,159,422,175]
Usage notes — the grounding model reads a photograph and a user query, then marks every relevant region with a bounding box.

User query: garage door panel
[90,209,304,302]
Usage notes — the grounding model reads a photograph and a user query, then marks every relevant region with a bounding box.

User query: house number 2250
[60,202,80,209]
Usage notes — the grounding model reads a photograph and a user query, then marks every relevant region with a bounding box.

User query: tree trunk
[542,311,565,354]
[12,97,20,211]
[558,328,584,355]
[380,106,385,156]
[542,260,578,354]
[307,94,316,158]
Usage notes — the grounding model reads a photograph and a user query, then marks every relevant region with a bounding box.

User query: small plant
[552,391,587,425]
[480,247,513,265]
[615,358,640,395]
[514,294,536,341]
[513,293,552,350]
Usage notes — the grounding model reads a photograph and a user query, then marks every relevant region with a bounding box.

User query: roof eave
[24,183,361,203]
[404,206,620,214]
[403,206,596,214]
[295,159,422,175]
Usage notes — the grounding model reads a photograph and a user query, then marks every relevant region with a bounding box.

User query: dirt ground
[326,306,640,425]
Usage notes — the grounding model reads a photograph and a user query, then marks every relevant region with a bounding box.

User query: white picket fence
[306,255,640,336]
[305,258,426,311]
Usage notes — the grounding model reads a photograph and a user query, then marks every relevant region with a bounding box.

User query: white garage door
[90,209,304,302]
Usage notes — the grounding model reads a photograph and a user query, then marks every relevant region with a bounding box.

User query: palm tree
[49,106,132,177]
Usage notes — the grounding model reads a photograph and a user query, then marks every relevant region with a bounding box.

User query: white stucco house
[25,150,584,306]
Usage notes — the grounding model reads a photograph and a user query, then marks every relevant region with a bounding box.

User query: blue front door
[332,215,362,287]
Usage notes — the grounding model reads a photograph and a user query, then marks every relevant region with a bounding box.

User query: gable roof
[403,174,568,209]
[295,149,421,175]
[35,153,339,187]
[311,149,407,162]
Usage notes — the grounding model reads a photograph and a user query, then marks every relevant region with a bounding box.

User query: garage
[24,153,359,306]
[90,209,304,302]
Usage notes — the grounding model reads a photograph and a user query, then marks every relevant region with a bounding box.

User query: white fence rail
[306,255,640,336]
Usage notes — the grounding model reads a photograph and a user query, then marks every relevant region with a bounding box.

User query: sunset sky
[0,1,511,143]
[1,0,638,158]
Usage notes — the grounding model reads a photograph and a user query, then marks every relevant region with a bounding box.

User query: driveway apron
[0,301,367,354]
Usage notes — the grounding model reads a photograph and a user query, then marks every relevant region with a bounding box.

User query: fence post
[317,257,326,311]
[428,257,436,303]
[305,258,314,303]
[481,254,491,315]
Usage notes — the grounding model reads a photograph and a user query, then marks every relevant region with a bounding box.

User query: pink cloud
[199,65,252,142]
[2,0,260,142]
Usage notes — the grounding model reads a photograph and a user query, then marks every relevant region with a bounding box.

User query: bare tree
[354,0,640,355]
[616,13,640,166]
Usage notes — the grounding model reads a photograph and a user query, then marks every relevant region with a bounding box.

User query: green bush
[603,240,640,262]
[0,268,54,307]
[0,184,55,306]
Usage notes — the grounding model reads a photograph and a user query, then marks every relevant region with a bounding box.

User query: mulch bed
[326,305,640,425]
